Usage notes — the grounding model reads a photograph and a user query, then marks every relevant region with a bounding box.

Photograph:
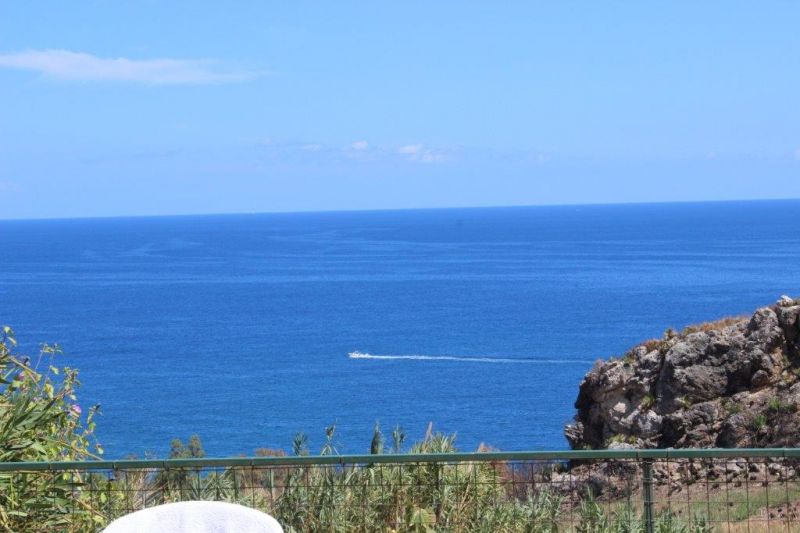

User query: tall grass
[80,430,735,532]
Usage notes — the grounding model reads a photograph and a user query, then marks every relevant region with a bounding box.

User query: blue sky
[1,2,799,219]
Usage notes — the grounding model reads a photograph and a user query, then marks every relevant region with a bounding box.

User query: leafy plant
[576,491,609,533]
[767,397,780,411]
[751,413,768,431]
[608,434,637,446]
[766,397,796,414]
[723,400,741,416]
[169,435,206,459]
[0,326,103,531]
[640,394,656,410]
[675,396,692,409]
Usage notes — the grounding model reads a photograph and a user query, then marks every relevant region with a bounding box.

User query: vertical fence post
[642,458,655,533]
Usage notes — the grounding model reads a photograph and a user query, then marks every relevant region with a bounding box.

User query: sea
[1,200,799,458]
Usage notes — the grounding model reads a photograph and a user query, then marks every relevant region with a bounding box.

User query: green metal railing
[2,448,799,532]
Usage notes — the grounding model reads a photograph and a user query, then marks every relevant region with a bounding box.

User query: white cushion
[102,501,283,533]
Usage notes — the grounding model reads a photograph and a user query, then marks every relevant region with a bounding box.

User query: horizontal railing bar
[0,448,798,471]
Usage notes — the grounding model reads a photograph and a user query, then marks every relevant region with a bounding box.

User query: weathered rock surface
[565,296,800,450]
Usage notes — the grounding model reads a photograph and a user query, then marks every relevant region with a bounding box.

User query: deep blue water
[1,201,799,457]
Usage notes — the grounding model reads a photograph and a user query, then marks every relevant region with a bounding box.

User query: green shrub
[640,394,656,410]
[768,398,782,411]
[577,491,609,532]
[607,434,637,446]
[723,400,742,416]
[751,413,768,431]
[675,396,692,409]
[766,397,797,414]
[0,326,103,531]
[169,435,206,459]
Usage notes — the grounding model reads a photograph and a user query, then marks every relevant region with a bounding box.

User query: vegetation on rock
[565,296,800,450]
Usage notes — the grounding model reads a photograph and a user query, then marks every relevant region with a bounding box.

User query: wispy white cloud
[257,137,456,165]
[397,143,449,163]
[343,140,372,160]
[398,144,423,155]
[0,49,260,85]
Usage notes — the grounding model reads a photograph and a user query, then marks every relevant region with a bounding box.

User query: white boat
[348,351,370,359]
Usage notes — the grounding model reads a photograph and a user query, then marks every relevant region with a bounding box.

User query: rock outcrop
[565,296,800,450]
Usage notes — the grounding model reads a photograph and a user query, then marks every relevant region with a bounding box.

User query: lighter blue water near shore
[1,201,799,457]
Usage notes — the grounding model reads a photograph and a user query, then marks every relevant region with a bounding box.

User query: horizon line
[2,196,799,223]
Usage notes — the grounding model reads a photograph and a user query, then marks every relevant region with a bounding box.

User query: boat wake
[347,351,592,364]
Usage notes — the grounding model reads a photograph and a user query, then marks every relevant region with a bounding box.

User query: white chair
[102,501,284,533]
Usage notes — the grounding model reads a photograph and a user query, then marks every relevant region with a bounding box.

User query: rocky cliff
[565,296,800,450]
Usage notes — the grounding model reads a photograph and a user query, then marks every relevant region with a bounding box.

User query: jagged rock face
[565,297,800,450]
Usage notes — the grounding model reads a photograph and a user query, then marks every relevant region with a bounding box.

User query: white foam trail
[348,351,592,364]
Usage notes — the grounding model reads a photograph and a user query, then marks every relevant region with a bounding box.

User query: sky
[1,2,799,219]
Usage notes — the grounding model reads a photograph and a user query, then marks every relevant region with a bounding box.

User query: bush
[680,316,745,336]
[751,413,768,432]
[766,397,796,414]
[0,326,103,531]
[723,399,742,416]
[675,396,692,409]
[640,394,656,410]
